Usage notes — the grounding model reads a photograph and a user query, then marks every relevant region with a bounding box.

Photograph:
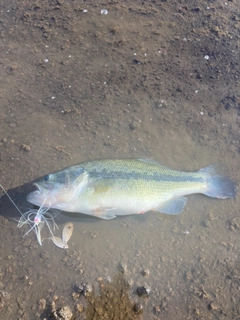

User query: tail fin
[199,165,236,199]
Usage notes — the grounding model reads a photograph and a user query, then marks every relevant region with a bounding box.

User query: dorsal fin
[138,158,169,169]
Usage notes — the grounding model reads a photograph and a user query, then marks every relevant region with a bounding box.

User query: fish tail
[199,165,236,199]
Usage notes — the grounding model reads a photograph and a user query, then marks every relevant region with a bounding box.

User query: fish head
[27,166,88,208]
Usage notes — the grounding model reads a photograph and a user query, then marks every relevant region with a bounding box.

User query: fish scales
[27,159,236,220]
[80,159,207,200]
[82,159,205,187]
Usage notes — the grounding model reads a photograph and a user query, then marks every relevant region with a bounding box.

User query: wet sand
[0,1,239,319]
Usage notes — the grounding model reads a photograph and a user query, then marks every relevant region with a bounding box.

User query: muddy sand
[0,1,239,319]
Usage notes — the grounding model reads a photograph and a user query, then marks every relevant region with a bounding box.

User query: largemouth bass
[27,159,236,220]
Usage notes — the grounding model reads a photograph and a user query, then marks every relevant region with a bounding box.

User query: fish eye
[43,174,51,181]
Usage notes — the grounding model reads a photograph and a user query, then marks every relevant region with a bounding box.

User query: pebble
[0,301,5,310]
[78,283,92,297]
[53,295,59,302]
[38,299,46,311]
[97,277,103,282]
[142,269,150,277]
[21,144,31,151]
[118,263,128,274]
[133,303,143,314]
[125,278,134,286]
[137,286,151,298]
[129,120,140,131]
[95,306,103,315]
[40,251,50,260]
[208,302,218,310]
[76,303,84,313]
[101,9,108,15]
[57,306,73,320]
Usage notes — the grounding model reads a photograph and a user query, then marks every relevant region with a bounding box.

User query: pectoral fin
[156,197,187,215]
[92,206,117,220]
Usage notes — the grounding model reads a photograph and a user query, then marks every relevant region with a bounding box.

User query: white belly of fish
[55,191,174,220]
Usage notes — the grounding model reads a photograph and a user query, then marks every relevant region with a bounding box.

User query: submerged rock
[77,283,93,297]
[137,286,151,298]
[51,301,73,320]
[133,303,143,314]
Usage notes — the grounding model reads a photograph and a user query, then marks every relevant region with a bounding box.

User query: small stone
[0,301,5,310]
[21,144,31,151]
[137,286,151,298]
[76,303,84,313]
[97,277,103,282]
[129,120,140,131]
[101,9,108,15]
[53,295,59,302]
[35,311,41,318]
[95,306,103,315]
[208,302,218,310]
[133,303,143,314]
[118,263,128,274]
[229,217,240,230]
[125,278,134,286]
[78,283,92,297]
[142,269,150,277]
[72,292,79,301]
[58,306,73,320]
[38,299,46,311]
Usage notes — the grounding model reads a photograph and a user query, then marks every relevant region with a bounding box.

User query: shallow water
[0,0,239,319]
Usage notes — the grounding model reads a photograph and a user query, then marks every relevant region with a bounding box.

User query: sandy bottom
[0,1,239,319]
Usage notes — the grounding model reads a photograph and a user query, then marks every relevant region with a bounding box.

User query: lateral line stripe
[90,169,203,183]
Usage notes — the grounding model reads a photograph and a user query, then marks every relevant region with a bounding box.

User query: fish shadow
[0,182,34,220]
[0,180,131,225]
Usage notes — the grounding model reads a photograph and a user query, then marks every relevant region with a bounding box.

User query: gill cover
[27,166,89,207]
[47,166,89,204]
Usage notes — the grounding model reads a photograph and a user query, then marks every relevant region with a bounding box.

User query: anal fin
[156,197,188,215]
[96,213,117,220]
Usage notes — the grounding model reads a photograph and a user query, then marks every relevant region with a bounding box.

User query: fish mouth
[32,183,41,194]
[27,183,52,206]
[32,182,53,196]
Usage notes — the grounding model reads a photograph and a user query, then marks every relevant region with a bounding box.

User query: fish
[27,159,236,220]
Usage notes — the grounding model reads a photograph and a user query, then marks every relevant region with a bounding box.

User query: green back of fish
[79,159,206,198]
